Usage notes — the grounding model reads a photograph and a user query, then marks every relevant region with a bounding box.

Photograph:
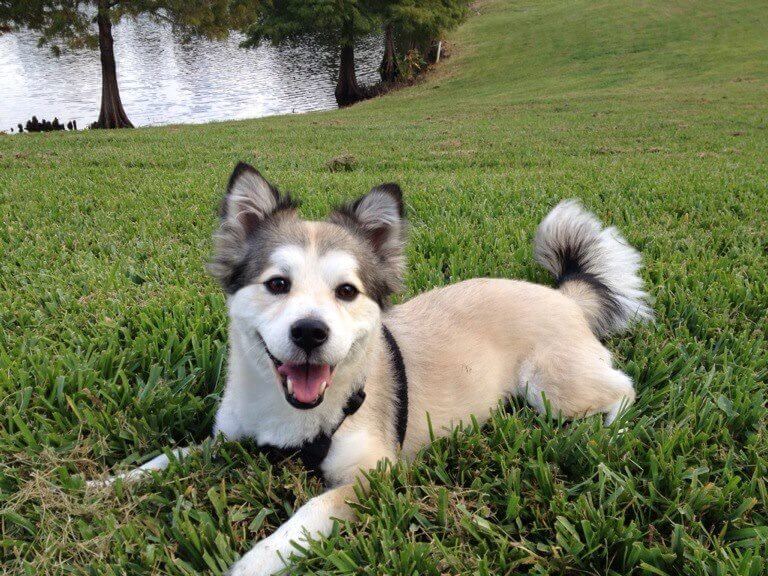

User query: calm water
[0,17,382,131]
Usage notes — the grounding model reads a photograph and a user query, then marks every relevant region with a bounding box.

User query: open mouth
[256,333,334,409]
[277,362,334,409]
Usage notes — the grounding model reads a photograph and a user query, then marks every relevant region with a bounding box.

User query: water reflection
[0,16,382,130]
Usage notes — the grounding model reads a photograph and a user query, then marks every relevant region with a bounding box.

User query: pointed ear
[330,183,407,290]
[220,162,286,233]
[208,163,296,292]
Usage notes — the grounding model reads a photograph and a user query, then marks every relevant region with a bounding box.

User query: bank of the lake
[0,16,382,130]
[1,1,767,574]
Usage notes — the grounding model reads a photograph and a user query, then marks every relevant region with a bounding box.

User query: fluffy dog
[92,163,652,575]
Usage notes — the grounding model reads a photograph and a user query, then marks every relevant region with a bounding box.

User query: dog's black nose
[290,319,329,353]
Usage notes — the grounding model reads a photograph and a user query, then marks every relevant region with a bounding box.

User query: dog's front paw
[85,477,115,489]
[226,539,290,576]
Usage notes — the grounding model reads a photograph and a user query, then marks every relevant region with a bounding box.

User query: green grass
[1,0,767,573]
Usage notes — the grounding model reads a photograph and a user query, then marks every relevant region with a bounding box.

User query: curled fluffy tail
[534,200,652,338]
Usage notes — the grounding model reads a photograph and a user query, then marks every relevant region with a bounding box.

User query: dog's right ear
[220,162,284,234]
[209,163,296,293]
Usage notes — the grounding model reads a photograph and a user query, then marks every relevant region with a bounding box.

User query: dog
[90,162,652,575]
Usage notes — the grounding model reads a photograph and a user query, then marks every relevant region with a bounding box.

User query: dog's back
[385,200,652,447]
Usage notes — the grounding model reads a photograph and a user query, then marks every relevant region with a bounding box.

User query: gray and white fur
[534,199,653,337]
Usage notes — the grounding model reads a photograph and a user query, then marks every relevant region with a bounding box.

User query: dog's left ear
[330,183,407,291]
[208,163,296,293]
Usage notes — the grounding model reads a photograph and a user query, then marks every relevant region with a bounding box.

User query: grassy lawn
[1,0,767,573]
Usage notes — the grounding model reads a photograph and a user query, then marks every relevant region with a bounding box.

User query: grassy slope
[1,0,767,573]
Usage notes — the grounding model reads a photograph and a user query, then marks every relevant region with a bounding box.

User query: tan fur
[328,278,634,467]
[557,278,607,334]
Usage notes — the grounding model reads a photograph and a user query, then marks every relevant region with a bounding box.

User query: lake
[0,16,382,132]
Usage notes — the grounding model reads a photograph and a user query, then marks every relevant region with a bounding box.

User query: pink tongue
[277,363,332,404]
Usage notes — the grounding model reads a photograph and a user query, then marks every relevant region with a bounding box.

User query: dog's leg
[603,394,634,426]
[228,430,394,576]
[88,400,239,488]
[87,444,201,488]
[227,483,358,576]
[518,350,636,425]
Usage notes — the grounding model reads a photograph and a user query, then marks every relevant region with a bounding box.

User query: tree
[0,1,235,128]
[377,0,470,82]
[238,0,380,107]
[379,21,399,83]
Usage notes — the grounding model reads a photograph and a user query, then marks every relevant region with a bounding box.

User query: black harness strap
[342,387,367,417]
[382,324,409,447]
[258,387,366,477]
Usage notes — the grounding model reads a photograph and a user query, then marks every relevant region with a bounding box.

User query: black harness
[382,324,409,447]
[256,324,409,479]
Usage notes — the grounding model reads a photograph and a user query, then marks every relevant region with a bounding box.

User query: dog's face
[208,163,406,409]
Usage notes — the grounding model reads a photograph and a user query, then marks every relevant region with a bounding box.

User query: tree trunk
[379,23,399,83]
[335,21,364,107]
[94,3,133,129]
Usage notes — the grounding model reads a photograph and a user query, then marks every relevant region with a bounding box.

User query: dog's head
[208,162,407,409]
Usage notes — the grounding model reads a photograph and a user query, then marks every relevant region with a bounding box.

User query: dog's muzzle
[256,332,335,409]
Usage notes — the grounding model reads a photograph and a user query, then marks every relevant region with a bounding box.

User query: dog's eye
[335,283,359,301]
[265,277,291,295]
